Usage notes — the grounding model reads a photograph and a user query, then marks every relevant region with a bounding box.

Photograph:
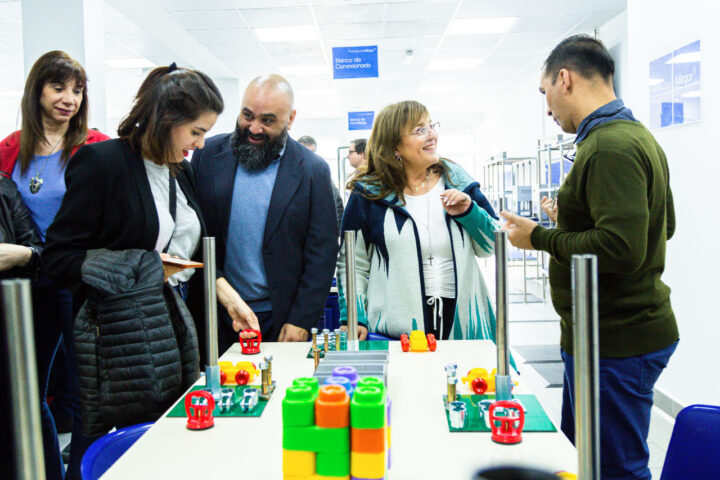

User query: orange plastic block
[351,427,385,453]
[315,384,350,428]
[282,449,315,476]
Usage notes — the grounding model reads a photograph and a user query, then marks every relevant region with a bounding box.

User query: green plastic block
[357,376,384,395]
[283,426,349,453]
[293,377,319,396]
[351,386,385,429]
[316,451,350,476]
[283,385,316,427]
[283,425,316,451]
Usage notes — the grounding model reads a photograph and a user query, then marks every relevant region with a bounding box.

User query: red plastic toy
[239,329,262,354]
[489,400,525,444]
[220,370,227,384]
[185,390,215,430]
[471,376,488,395]
[235,370,250,385]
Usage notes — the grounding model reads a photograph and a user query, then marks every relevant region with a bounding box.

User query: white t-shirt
[143,159,201,285]
[404,180,455,298]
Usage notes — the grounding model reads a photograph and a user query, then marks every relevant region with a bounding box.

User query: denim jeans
[561,341,678,480]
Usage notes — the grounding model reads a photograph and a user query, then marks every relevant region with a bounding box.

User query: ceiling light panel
[384,1,458,22]
[320,23,384,41]
[280,64,329,76]
[314,4,386,24]
[441,33,504,49]
[242,7,314,29]
[157,0,238,11]
[428,58,483,71]
[264,41,324,56]
[511,15,588,33]
[448,17,517,35]
[384,20,447,38]
[188,28,257,46]
[254,25,319,43]
[171,10,247,30]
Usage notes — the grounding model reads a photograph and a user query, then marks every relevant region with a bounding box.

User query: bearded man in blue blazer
[192,74,338,350]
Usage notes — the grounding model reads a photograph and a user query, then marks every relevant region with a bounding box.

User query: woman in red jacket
[0,50,109,480]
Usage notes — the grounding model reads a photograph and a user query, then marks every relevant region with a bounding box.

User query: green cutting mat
[306,340,389,358]
[442,394,556,432]
[167,385,269,418]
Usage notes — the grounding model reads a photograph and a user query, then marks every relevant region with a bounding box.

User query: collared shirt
[223,144,285,313]
[574,99,638,145]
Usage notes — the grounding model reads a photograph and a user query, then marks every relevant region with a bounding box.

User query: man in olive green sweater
[501,35,678,480]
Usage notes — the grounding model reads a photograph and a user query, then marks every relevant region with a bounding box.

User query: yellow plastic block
[284,476,349,480]
[386,425,391,449]
[283,449,316,476]
[351,451,386,478]
[408,330,428,352]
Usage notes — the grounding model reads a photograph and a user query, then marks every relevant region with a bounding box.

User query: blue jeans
[561,341,678,480]
[32,281,74,480]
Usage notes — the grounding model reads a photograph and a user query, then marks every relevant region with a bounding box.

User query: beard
[231,123,288,171]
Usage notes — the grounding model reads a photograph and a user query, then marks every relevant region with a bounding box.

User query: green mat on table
[306,340,389,358]
[167,385,269,418]
[442,394,556,432]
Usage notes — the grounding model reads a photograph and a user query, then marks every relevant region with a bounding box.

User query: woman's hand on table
[441,189,472,216]
[340,324,368,340]
[278,323,309,342]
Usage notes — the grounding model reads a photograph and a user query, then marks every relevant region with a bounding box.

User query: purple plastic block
[333,365,359,387]
[324,375,354,396]
[386,398,392,426]
[388,447,391,469]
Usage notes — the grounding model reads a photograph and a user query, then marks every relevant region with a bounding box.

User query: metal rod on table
[2,279,46,480]
[344,231,359,351]
[203,237,221,399]
[572,254,601,480]
[494,231,512,401]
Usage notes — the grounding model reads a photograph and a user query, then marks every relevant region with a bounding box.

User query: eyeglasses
[408,122,440,137]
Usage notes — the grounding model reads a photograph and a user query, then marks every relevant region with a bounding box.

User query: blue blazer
[191,134,339,331]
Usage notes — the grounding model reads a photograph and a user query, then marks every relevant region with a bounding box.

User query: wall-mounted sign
[332,46,379,79]
[649,40,700,128]
[348,111,374,130]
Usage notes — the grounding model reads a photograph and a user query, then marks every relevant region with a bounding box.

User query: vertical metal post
[572,254,601,480]
[2,279,46,480]
[337,147,347,204]
[494,231,512,401]
[344,231,359,351]
[203,237,221,399]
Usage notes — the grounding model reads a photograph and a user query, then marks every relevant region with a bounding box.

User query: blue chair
[81,422,153,480]
[366,332,395,341]
[660,404,720,479]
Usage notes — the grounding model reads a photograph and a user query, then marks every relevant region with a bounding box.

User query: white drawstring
[426,296,443,339]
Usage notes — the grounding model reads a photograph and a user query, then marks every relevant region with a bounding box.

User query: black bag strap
[162,172,177,254]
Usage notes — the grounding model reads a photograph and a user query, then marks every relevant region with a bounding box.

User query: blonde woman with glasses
[338,100,501,342]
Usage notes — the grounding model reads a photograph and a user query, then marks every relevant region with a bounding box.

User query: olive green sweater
[531,120,679,358]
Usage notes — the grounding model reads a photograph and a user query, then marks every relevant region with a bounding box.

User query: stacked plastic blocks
[282,376,391,480]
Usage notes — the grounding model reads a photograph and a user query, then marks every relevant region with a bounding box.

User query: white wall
[626,0,720,406]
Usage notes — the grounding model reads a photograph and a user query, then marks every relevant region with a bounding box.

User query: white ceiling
[0,0,626,125]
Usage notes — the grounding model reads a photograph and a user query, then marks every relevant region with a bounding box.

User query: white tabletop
[101,341,577,479]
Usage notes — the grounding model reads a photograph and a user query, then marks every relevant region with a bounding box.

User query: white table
[101,341,577,479]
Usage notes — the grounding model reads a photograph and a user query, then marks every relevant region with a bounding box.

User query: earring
[396,154,403,165]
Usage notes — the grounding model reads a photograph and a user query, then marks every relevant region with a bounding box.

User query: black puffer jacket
[75,248,199,437]
[0,175,41,279]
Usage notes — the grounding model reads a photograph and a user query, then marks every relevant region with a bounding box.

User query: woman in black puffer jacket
[0,174,42,479]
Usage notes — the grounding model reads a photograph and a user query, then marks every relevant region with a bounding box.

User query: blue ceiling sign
[332,46,379,79]
[348,111,374,131]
